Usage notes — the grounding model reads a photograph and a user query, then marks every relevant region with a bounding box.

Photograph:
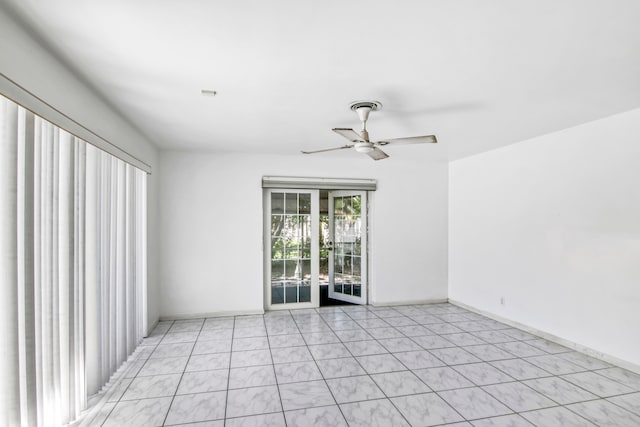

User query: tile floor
[93,303,640,426]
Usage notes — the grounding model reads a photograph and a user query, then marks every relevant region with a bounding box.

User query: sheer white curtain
[0,94,147,426]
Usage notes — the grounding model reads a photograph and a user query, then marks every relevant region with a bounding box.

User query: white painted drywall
[449,109,640,366]
[158,151,448,318]
[0,8,161,331]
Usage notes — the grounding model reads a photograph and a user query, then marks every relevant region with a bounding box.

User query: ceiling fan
[301,100,438,160]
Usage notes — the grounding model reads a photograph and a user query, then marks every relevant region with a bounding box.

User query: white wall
[449,109,640,366]
[158,151,448,318]
[0,7,161,331]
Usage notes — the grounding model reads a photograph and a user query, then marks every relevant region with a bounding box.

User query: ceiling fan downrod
[349,100,382,142]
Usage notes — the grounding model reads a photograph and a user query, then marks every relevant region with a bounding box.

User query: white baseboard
[449,298,640,375]
[159,308,264,321]
[371,298,449,307]
[145,318,159,337]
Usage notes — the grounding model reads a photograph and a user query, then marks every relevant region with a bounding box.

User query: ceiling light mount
[349,100,382,123]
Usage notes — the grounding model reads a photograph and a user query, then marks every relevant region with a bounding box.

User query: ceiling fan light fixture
[354,142,374,153]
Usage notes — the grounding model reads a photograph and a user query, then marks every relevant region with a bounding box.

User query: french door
[264,188,367,309]
[328,191,367,304]
[264,189,319,309]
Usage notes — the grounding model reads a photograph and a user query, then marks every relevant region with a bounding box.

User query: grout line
[222,316,236,424]
[159,319,203,426]
[294,307,352,425]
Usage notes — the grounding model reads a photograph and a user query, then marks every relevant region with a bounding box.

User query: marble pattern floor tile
[232,336,269,351]
[226,385,282,418]
[344,339,388,356]
[121,374,181,400]
[561,371,635,397]
[233,326,267,338]
[271,346,313,364]
[429,347,482,365]
[520,406,596,426]
[285,405,348,427]
[607,392,640,417]
[393,350,446,369]
[106,378,134,403]
[394,325,432,337]
[326,375,385,403]
[316,357,367,379]
[471,330,516,344]
[302,332,340,345]
[378,337,423,352]
[414,366,475,391]
[493,341,546,358]
[453,362,515,386]
[161,331,200,344]
[138,356,189,376]
[340,398,409,427]
[525,339,571,354]
[229,365,276,389]
[177,369,229,394]
[333,329,373,342]
[463,344,516,362]
[165,391,226,425]
[103,398,172,427]
[392,392,464,426]
[482,381,556,412]
[192,339,231,355]
[198,329,233,341]
[202,318,234,330]
[558,351,612,370]
[355,353,406,374]
[489,358,551,380]
[523,354,585,375]
[470,414,534,427]
[224,413,285,427]
[439,387,513,419]
[274,361,322,384]
[151,342,195,358]
[443,332,488,346]
[279,380,336,411]
[230,349,272,368]
[370,370,431,397]
[308,343,351,360]
[268,333,305,348]
[185,353,230,372]
[566,399,640,427]
[523,376,599,404]
[596,367,640,391]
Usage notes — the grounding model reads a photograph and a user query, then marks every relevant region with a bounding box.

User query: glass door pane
[328,191,367,304]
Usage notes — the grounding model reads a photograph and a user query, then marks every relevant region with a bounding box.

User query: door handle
[326,241,334,251]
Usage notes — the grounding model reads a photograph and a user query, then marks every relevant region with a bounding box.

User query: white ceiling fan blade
[301,145,353,154]
[376,135,437,146]
[366,147,389,161]
[332,128,365,143]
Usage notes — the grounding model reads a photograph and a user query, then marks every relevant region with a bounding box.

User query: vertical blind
[0,94,147,426]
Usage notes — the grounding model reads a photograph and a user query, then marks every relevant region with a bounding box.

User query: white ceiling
[4,0,640,160]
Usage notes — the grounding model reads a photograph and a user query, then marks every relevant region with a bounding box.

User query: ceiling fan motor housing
[354,141,374,153]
